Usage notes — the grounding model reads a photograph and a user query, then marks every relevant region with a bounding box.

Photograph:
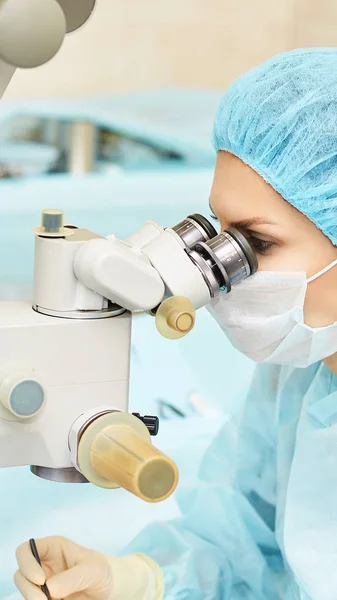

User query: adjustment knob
[0,371,45,420]
[132,413,159,436]
[32,209,74,238]
[155,296,196,339]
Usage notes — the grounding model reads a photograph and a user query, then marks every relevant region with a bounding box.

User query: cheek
[303,284,324,327]
[304,277,337,327]
[256,246,307,272]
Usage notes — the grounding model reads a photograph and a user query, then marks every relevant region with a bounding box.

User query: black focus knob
[132,413,159,436]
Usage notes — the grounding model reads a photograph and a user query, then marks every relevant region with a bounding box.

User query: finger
[14,571,48,600]
[36,536,89,562]
[16,543,46,586]
[47,561,105,599]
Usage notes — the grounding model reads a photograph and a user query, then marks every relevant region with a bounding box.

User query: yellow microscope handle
[77,412,179,503]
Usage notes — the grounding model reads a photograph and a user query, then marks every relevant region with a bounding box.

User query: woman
[14,47,337,600]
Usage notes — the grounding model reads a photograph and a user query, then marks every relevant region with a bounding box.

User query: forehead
[210,152,293,226]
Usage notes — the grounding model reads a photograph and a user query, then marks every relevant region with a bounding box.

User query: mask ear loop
[307,258,337,283]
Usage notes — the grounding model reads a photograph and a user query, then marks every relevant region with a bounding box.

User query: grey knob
[0,372,45,419]
[41,209,64,234]
[0,0,66,68]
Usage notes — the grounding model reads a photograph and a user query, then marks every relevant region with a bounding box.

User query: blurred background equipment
[0,90,221,177]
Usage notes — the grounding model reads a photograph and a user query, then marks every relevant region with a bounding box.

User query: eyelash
[209,212,219,222]
[208,213,273,255]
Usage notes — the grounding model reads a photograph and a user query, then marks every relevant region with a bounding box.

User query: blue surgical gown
[124,361,337,599]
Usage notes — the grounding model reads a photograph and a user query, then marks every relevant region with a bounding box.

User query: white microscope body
[0,206,256,501]
[0,0,258,503]
[0,210,204,500]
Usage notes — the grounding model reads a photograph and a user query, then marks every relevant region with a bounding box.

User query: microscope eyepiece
[188,226,258,296]
[171,214,257,297]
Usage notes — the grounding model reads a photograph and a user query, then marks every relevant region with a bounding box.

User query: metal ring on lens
[221,230,251,279]
[226,228,258,275]
[194,241,232,292]
[186,214,217,240]
[187,227,257,297]
[171,214,217,250]
[184,217,211,242]
[188,249,220,298]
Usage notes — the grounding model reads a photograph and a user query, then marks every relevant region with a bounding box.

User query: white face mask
[207,259,337,368]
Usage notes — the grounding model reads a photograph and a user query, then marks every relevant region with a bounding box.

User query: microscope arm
[0,58,15,98]
[73,221,214,315]
[73,233,167,313]
[0,216,254,499]
[33,207,256,324]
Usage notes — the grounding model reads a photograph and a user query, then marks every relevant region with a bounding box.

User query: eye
[246,235,274,255]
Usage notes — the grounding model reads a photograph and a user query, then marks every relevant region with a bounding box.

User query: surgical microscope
[0,0,258,504]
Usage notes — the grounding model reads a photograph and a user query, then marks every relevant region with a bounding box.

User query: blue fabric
[213,48,337,245]
[124,361,337,599]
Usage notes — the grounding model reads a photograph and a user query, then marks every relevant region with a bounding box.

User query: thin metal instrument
[29,538,51,599]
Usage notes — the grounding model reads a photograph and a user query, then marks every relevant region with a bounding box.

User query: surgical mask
[207,259,337,368]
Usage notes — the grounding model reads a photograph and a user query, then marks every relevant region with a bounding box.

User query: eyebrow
[208,200,276,229]
[231,217,276,229]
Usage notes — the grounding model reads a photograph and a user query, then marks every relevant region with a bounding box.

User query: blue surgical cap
[213,48,337,245]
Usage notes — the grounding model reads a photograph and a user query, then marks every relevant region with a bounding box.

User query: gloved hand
[14,536,164,600]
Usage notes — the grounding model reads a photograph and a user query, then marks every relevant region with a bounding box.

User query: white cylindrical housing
[33,234,106,312]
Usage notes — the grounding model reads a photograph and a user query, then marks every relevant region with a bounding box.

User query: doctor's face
[209,151,337,329]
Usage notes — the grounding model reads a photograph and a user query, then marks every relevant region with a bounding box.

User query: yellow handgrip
[155,296,196,339]
[77,412,179,503]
